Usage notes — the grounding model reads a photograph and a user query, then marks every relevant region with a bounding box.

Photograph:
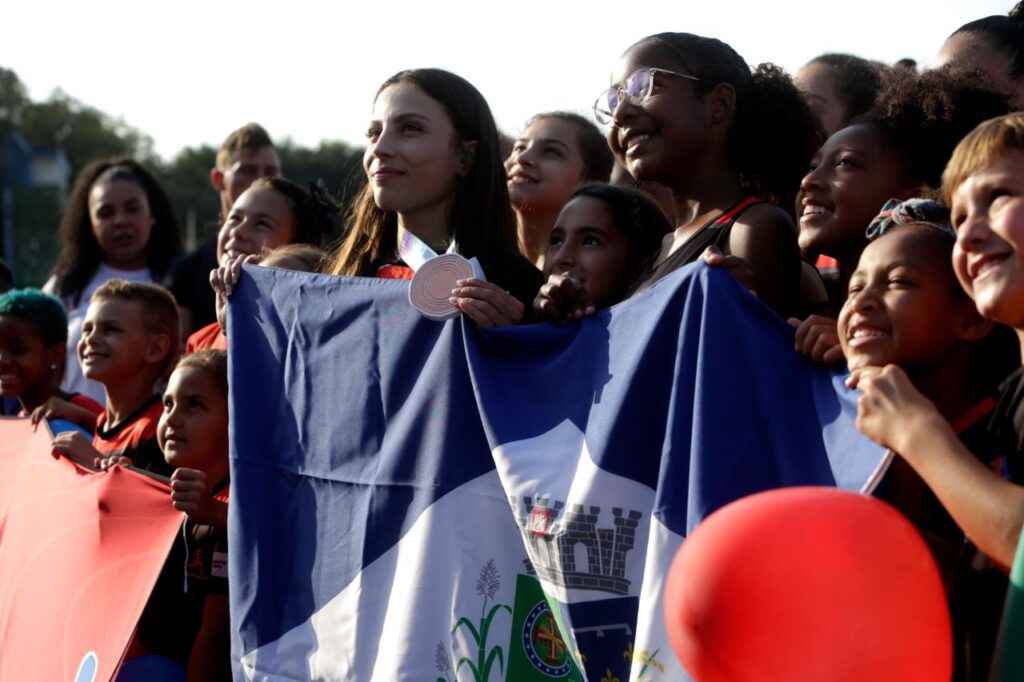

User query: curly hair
[637,33,824,210]
[854,67,1012,192]
[523,112,614,183]
[952,1,1024,80]
[51,158,182,305]
[0,288,68,346]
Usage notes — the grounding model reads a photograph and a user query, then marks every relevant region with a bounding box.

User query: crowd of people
[2,5,1024,680]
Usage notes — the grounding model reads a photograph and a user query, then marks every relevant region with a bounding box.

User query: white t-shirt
[44,263,154,404]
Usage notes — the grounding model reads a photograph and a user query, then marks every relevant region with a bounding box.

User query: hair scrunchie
[865,197,955,240]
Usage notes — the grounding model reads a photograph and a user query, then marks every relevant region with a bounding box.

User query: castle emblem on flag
[511,497,642,596]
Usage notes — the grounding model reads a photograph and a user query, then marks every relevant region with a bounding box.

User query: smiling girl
[326,68,542,326]
[44,159,181,403]
[795,68,1010,314]
[506,112,613,267]
[594,32,821,318]
[838,199,1019,682]
[0,288,102,431]
[191,177,336,352]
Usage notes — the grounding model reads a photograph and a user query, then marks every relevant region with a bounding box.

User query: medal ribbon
[397,226,486,279]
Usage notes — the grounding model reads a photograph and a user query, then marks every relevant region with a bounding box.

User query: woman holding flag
[325,68,542,325]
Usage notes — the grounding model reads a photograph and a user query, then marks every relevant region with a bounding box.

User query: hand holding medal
[408,254,476,321]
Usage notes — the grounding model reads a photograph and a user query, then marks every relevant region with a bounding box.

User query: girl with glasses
[505,112,613,268]
[326,68,542,326]
[593,32,822,319]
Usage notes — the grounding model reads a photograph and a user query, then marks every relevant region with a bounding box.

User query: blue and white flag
[228,262,888,681]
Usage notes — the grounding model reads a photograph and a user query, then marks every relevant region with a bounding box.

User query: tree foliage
[18,89,157,174]
[1,64,365,273]
[0,67,29,125]
[153,145,220,242]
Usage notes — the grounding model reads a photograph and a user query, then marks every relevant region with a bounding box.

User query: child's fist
[171,468,228,527]
[788,315,844,365]
[97,455,132,470]
[51,431,102,467]
[534,273,595,324]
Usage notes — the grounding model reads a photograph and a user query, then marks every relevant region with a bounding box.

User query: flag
[0,418,184,682]
[228,262,888,681]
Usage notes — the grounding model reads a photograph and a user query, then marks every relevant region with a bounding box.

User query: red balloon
[664,487,951,682]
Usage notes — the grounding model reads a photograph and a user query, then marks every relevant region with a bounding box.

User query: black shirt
[165,238,218,332]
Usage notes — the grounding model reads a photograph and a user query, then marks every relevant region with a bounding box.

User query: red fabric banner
[0,417,183,682]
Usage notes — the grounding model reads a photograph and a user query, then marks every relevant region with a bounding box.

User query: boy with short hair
[848,112,1024,571]
[211,122,282,222]
[52,279,180,475]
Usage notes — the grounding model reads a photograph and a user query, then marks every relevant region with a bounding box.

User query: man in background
[165,124,281,336]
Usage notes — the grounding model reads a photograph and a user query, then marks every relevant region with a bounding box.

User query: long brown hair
[327,69,519,276]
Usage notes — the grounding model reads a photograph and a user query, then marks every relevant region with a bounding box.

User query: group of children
[0,280,231,678]
[2,4,1024,680]
[0,123,336,678]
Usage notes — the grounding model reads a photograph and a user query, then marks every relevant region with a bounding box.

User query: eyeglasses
[592,67,701,125]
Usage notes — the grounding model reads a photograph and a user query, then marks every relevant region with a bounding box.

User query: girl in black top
[595,32,822,318]
[539,33,822,323]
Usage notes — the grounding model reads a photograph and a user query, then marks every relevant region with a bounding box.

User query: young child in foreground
[117,349,231,681]
[0,288,102,432]
[835,198,1017,681]
[849,114,1024,568]
[51,280,179,474]
[532,183,670,321]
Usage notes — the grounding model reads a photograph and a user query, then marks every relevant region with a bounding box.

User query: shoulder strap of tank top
[713,196,765,225]
[711,197,766,248]
[952,397,999,435]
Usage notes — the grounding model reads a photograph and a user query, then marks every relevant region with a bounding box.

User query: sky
[1,0,1013,161]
